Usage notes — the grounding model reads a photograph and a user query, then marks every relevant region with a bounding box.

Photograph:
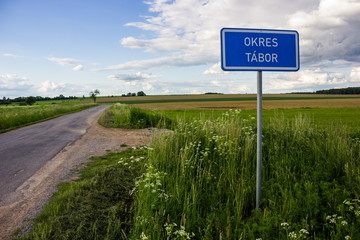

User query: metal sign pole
[256,71,263,209]
[220,28,300,210]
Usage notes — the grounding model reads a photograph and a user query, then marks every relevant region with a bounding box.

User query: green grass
[159,107,360,135]
[0,103,98,133]
[98,103,173,129]
[100,96,360,105]
[18,106,360,240]
[17,148,148,240]
[131,111,360,239]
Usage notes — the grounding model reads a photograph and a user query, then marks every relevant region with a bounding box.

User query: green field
[17,97,360,240]
[100,96,360,105]
[95,94,360,110]
[158,107,360,135]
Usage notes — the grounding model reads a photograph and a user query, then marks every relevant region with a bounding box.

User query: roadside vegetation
[17,104,360,239]
[132,111,360,239]
[17,147,148,240]
[0,102,98,133]
[98,103,173,129]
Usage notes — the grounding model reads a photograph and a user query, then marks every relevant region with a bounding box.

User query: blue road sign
[221,28,299,71]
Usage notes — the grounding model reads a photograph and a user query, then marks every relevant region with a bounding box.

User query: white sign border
[221,28,300,71]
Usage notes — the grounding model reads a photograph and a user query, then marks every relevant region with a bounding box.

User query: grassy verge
[131,111,360,239]
[0,103,98,133]
[17,147,148,240]
[18,107,360,239]
[98,103,173,129]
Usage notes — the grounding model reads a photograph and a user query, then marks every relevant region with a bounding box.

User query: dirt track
[0,112,152,239]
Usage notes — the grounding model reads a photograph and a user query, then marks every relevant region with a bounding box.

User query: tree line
[121,91,146,97]
[292,87,360,95]
[0,95,78,106]
[315,87,360,94]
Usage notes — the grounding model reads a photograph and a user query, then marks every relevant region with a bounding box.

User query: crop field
[96,94,360,110]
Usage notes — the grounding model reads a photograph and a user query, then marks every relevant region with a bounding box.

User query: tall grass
[131,110,360,239]
[18,148,148,240]
[17,108,359,239]
[0,103,97,133]
[98,103,173,129]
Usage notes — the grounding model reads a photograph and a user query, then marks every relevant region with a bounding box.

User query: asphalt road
[0,105,109,201]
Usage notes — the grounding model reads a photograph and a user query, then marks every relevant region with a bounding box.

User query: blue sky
[1,0,360,98]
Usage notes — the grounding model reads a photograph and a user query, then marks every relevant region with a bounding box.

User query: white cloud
[37,80,90,97]
[120,36,190,53]
[107,72,161,93]
[2,53,22,58]
[288,0,360,64]
[229,84,252,94]
[37,80,66,94]
[350,67,360,83]
[99,0,321,72]
[100,52,213,71]
[72,64,84,71]
[0,74,33,91]
[108,72,159,81]
[203,63,228,75]
[99,0,360,94]
[47,57,80,66]
[265,68,351,92]
[47,57,85,71]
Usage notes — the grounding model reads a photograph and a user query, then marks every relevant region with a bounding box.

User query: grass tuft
[98,103,173,129]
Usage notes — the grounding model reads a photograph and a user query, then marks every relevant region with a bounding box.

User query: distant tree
[315,87,360,94]
[131,93,136,96]
[137,91,146,96]
[5,97,11,106]
[127,92,132,97]
[25,96,36,105]
[89,89,100,102]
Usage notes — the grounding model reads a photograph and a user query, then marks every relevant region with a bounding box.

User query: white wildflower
[289,231,297,239]
[300,229,309,235]
[341,220,348,226]
[280,222,289,227]
[140,232,148,240]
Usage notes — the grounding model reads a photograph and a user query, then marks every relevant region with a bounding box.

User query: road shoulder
[0,119,151,239]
